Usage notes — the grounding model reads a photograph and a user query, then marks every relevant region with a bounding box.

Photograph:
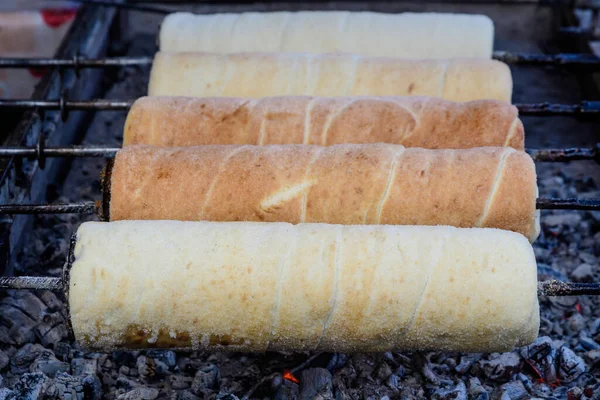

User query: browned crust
[124,96,524,150]
[109,144,538,241]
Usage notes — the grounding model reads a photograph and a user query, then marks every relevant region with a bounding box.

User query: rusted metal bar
[538,280,600,296]
[0,145,598,163]
[0,198,598,216]
[527,145,600,162]
[0,146,119,158]
[0,202,98,215]
[516,101,600,116]
[493,51,600,68]
[0,56,152,69]
[0,276,63,291]
[535,198,600,210]
[0,99,597,117]
[0,99,132,110]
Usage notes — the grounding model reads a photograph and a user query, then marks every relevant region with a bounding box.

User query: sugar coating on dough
[69,221,539,352]
[123,96,524,150]
[148,53,512,103]
[159,11,494,59]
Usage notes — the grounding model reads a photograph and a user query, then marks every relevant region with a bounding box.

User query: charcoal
[386,374,399,390]
[53,342,70,362]
[71,358,97,376]
[191,364,220,394]
[580,337,600,351]
[116,377,141,391]
[116,387,159,400]
[136,356,157,381]
[299,368,333,400]
[585,349,600,365]
[520,336,557,383]
[170,374,192,390]
[29,352,69,377]
[326,354,348,371]
[0,388,13,400]
[3,292,47,321]
[571,263,594,282]
[567,314,587,333]
[145,350,176,369]
[431,381,467,400]
[376,362,392,381]
[492,381,528,400]
[11,372,49,400]
[38,291,63,313]
[544,214,582,227]
[479,353,521,382]
[0,350,9,371]
[275,380,300,400]
[34,312,68,347]
[557,346,586,382]
[216,394,239,400]
[468,377,489,400]
[456,354,482,374]
[81,374,103,400]
[176,391,201,400]
[413,353,440,384]
[0,305,37,345]
[52,372,85,400]
[567,387,583,400]
[11,344,53,374]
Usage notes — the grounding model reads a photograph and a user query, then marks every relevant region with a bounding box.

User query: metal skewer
[0,276,63,291]
[0,98,598,117]
[0,51,598,70]
[0,145,596,163]
[0,275,596,296]
[0,198,597,216]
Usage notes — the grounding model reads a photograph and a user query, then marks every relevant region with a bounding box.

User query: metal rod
[0,56,152,69]
[516,101,600,116]
[0,99,132,111]
[0,276,63,291]
[0,145,598,163]
[0,275,596,296]
[0,146,119,158]
[538,280,600,296]
[0,98,599,117]
[493,51,600,68]
[49,0,171,14]
[0,202,98,215]
[1,52,599,70]
[535,198,600,210]
[0,198,598,215]
[527,145,600,162]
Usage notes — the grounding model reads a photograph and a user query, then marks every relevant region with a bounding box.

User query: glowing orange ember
[283,370,299,384]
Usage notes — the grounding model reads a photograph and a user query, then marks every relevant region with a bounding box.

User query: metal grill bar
[0,146,597,163]
[538,280,600,296]
[0,198,597,215]
[0,275,597,296]
[0,99,597,117]
[0,99,132,111]
[536,198,600,210]
[0,52,599,69]
[0,203,98,215]
[0,276,63,291]
[517,101,600,116]
[0,146,119,158]
[492,51,600,68]
[0,56,152,69]
[527,145,600,162]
